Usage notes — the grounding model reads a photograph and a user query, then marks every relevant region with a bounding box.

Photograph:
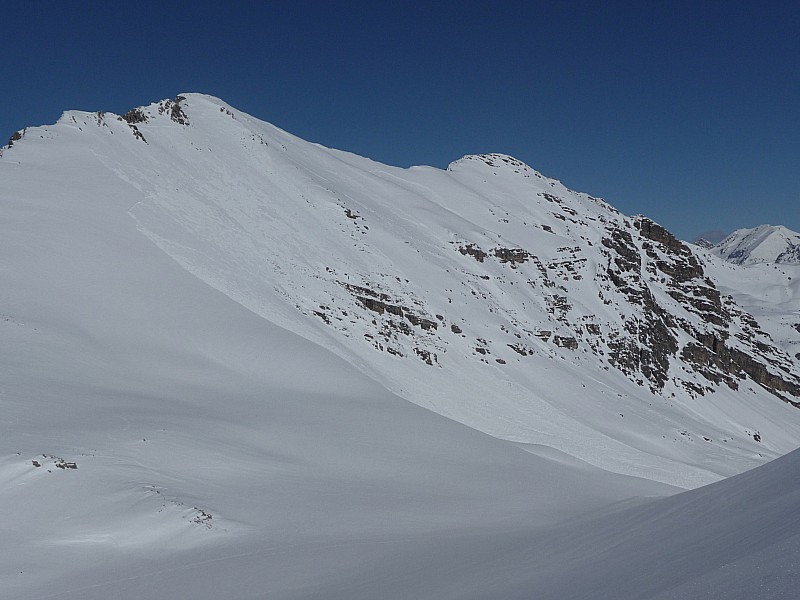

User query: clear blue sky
[3,1,798,241]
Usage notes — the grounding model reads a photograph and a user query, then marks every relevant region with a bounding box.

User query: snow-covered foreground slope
[287,444,800,600]
[2,93,800,597]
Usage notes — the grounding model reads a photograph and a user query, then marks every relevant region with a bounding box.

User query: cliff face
[623,218,799,404]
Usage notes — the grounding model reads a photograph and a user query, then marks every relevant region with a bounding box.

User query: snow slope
[2,93,800,598]
[281,443,800,600]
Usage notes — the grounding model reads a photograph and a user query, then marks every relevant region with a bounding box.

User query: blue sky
[3,1,798,240]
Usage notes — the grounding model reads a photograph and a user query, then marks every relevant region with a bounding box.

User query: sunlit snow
[1,94,798,599]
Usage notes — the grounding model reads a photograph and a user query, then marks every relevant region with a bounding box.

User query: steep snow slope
[712,224,800,265]
[3,94,798,490]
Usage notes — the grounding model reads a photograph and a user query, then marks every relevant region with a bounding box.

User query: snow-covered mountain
[2,93,799,598]
[711,224,800,265]
[4,94,800,486]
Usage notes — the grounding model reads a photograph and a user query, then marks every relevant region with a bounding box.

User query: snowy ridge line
[3,92,800,599]
[4,93,798,488]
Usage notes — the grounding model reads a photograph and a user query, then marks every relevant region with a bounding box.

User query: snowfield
[1,93,798,598]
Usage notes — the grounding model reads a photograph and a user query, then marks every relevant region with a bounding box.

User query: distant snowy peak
[712,225,800,265]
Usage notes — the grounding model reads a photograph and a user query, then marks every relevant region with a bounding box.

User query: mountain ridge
[3,93,799,489]
[3,92,800,599]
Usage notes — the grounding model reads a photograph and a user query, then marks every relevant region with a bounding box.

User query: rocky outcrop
[457,243,487,262]
[298,170,798,404]
[493,247,531,267]
[121,108,148,124]
[6,130,23,148]
[158,96,189,125]
[635,217,685,254]
[683,334,800,405]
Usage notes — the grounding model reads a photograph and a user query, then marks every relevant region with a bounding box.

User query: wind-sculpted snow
[1,93,799,598]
